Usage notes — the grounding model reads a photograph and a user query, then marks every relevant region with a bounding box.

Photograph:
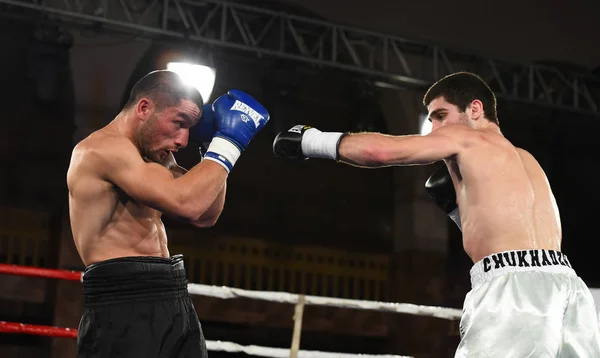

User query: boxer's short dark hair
[423,72,499,125]
[124,70,203,111]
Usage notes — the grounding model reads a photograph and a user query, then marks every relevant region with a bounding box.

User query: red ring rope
[0,263,82,281]
[0,265,81,339]
[0,321,77,339]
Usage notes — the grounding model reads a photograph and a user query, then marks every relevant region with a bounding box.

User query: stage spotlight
[166,62,216,104]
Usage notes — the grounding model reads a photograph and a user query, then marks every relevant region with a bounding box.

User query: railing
[0,207,51,267]
[168,233,389,301]
[0,208,390,301]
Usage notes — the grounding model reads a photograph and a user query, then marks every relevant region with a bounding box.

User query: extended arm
[273,124,470,167]
[272,124,469,232]
[337,131,461,167]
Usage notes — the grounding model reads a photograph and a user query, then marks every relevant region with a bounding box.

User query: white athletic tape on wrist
[301,128,344,160]
[204,137,242,173]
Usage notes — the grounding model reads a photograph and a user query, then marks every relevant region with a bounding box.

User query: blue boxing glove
[204,89,270,172]
[189,104,216,157]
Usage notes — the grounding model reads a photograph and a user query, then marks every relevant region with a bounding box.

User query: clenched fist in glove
[272,125,347,161]
[202,89,270,173]
[425,164,462,231]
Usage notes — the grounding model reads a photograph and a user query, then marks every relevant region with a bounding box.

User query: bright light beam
[167,62,216,104]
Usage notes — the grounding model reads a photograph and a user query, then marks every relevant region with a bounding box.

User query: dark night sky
[281,0,600,70]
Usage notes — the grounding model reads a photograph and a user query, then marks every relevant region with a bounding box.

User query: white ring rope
[0,264,457,358]
[206,340,413,358]
[187,283,462,320]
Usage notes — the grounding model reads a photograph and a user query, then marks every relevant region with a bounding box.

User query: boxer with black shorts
[272,72,600,357]
[67,70,270,357]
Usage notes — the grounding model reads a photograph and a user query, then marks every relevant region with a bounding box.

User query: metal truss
[1,0,599,115]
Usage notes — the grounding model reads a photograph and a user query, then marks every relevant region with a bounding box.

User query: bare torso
[449,130,562,263]
[67,130,171,266]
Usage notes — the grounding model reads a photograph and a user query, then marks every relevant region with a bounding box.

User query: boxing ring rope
[0,321,409,358]
[0,263,461,357]
[0,263,462,320]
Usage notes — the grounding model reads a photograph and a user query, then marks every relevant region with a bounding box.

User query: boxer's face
[137,99,201,162]
[427,96,470,132]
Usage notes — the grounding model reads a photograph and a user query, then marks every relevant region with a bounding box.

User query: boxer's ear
[136,98,154,122]
[467,99,484,121]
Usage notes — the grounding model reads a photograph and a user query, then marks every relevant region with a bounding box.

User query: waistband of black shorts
[82,254,189,307]
[470,249,576,288]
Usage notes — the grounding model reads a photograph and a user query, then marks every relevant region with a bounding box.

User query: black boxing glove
[425,164,462,231]
[273,125,346,160]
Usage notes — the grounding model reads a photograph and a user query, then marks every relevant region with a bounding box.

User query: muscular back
[451,130,562,262]
[67,131,169,266]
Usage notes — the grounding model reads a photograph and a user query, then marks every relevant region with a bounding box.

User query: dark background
[0,0,599,357]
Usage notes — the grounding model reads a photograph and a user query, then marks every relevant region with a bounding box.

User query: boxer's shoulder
[515,147,548,181]
[75,132,137,162]
[515,146,535,161]
[428,124,489,151]
[70,131,141,183]
[453,127,514,155]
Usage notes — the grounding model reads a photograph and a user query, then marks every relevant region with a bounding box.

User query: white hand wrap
[301,128,344,160]
[204,137,241,173]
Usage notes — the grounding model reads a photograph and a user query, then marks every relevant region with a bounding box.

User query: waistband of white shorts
[470,249,576,288]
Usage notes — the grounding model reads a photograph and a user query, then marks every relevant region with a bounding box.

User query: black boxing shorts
[77,254,207,358]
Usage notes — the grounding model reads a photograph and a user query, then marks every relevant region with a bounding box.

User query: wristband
[301,128,345,160]
[204,137,242,173]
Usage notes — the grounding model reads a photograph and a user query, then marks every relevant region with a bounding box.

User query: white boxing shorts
[455,249,600,357]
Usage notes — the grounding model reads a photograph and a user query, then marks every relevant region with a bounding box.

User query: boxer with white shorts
[272,71,600,357]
